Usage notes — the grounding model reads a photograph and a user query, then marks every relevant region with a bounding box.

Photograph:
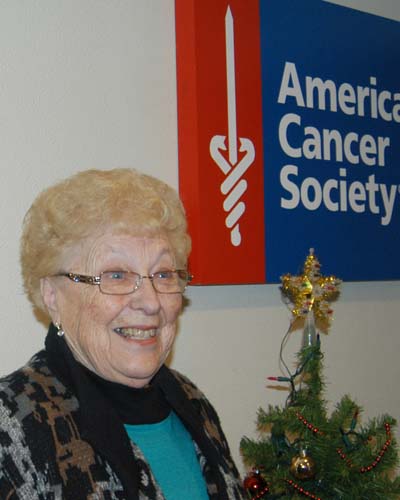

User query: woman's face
[41,232,183,388]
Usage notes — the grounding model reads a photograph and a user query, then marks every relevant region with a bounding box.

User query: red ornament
[243,469,269,499]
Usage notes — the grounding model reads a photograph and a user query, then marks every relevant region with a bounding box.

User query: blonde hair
[20,168,191,313]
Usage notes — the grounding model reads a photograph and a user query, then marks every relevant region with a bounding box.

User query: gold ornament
[290,449,317,480]
[281,248,341,325]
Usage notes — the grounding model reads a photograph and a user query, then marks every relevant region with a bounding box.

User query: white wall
[0,0,399,478]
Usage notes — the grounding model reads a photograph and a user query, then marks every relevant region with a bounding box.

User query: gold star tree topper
[281,249,341,327]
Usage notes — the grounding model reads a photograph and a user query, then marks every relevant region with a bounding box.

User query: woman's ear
[40,277,60,322]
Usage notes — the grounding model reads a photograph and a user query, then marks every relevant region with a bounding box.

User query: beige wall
[0,0,399,476]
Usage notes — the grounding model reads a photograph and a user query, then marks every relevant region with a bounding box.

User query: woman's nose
[128,276,161,314]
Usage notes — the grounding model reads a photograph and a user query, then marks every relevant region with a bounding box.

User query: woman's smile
[113,327,159,340]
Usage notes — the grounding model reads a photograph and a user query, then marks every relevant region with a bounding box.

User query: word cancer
[279,113,390,168]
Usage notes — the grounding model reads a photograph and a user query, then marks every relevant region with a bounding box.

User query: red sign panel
[175,0,265,284]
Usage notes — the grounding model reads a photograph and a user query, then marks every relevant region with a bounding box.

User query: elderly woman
[0,169,244,500]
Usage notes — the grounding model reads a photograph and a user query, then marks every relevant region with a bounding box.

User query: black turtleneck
[83,368,171,425]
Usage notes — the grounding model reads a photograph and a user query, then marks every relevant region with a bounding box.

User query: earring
[55,322,65,337]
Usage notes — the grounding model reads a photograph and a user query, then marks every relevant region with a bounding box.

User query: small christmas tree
[240,250,400,499]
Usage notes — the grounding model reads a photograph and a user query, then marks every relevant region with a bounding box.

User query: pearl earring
[55,322,65,337]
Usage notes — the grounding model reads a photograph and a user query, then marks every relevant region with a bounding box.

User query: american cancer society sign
[175,0,400,284]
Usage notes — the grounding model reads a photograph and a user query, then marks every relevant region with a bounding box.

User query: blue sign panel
[261,0,400,281]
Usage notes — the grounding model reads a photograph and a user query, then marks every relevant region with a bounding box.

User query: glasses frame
[54,269,193,295]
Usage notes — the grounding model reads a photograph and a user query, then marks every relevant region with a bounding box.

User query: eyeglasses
[55,270,193,295]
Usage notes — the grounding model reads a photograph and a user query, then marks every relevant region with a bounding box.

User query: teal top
[125,412,209,500]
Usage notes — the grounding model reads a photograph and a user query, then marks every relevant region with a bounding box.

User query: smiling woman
[0,169,245,500]
[41,233,183,389]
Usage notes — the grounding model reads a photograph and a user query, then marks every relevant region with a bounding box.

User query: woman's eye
[156,270,173,279]
[108,271,126,280]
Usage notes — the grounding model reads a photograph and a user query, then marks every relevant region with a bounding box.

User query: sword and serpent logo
[210,6,255,247]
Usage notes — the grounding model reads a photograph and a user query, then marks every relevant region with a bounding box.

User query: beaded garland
[336,422,392,473]
[285,479,321,499]
[296,412,324,435]
[296,412,393,474]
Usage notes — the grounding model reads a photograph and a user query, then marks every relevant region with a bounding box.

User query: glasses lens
[153,270,189,293]
[100,271,139,294]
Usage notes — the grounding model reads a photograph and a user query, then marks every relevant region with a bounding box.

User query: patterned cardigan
[0,329,245,500]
